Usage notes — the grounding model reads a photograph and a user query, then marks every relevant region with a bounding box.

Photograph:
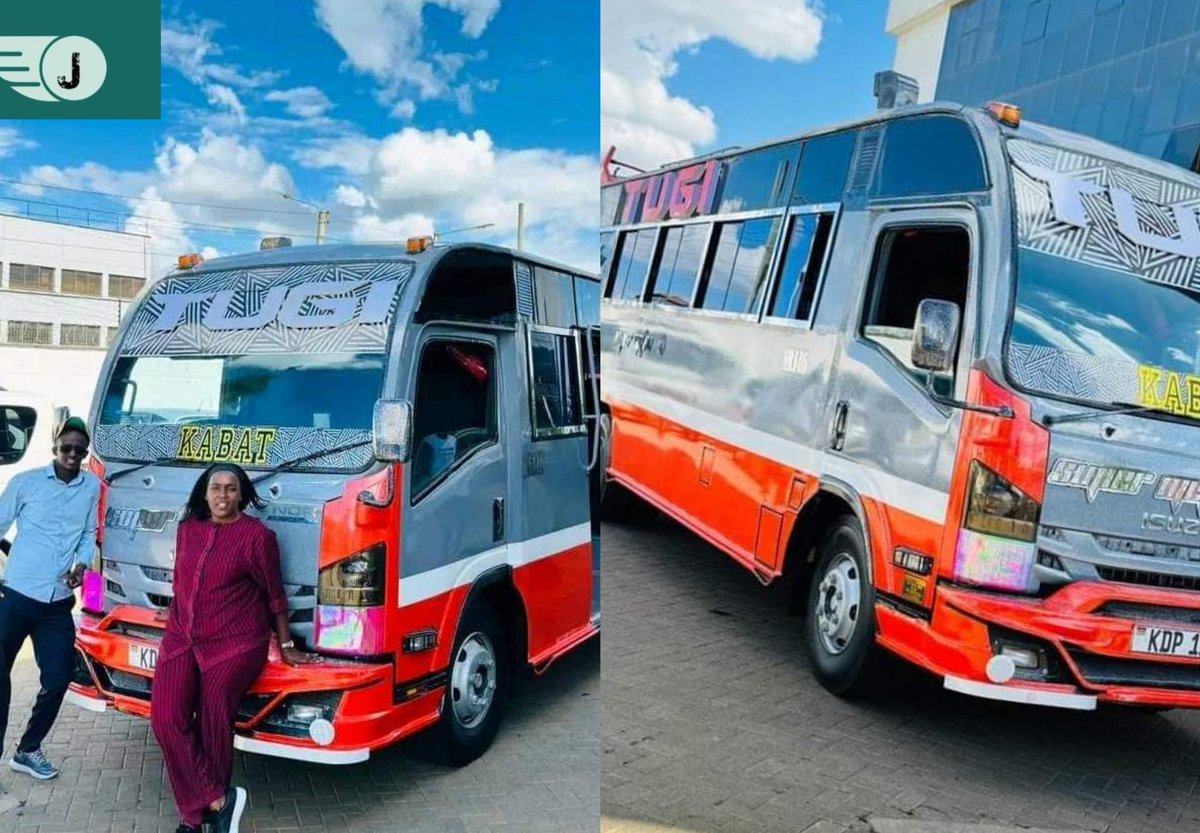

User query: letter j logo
[0,36,107,102]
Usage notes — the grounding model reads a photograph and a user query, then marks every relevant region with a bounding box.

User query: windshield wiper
[1042,401,1189,426]
[250,438,373,485]
[105,457,176,485]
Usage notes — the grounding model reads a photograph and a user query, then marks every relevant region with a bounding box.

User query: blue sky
[601,0,896,170]
[0,0,599,273]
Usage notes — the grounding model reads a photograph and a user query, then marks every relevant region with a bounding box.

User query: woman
[150,463,320,833]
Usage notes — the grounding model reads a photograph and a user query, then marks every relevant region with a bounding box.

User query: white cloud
[314,0,500,109]
[0,128,36,160]
[334,184,369,208]
[205,84,247,124]
[162,19,283,89]
[293,135,380,176]
[349,212,436,242]
[264,86,335,119]
[390,99,417,120]
[601,0,824,168]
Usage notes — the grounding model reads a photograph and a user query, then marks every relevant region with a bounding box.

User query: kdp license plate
[1131,625,1200,659]
[128,643,158,672]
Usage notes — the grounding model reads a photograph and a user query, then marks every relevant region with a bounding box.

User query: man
[0,416,99,780]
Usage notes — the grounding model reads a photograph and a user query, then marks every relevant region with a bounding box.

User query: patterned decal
[1009,139,1200,290]
[1007,343,1139,403]
[94,424,372,470]
[120,260,412,357]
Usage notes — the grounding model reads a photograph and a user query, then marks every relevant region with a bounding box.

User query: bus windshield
[1007,247,1200,416]
[99,353,385,431]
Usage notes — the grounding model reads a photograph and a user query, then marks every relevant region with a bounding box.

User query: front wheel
[805,516,883,698]
[433,601,509,766]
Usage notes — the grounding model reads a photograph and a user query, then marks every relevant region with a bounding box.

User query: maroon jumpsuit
[150,515,288,827]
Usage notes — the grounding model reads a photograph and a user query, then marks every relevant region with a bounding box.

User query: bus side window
[860,227,969,395]
[767,212,835,321]
[645,223,708,307]
[696,217,781,315]
[411,341,497,500]
[530,331,584,438]
[606,229,656,302]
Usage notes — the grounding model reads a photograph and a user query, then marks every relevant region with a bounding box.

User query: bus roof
[172,241,599,283]
[606,100,1200,190]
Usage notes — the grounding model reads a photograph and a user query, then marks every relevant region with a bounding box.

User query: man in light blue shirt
[0,416,99,781]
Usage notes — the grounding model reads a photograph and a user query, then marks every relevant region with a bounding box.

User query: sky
[601,0,897,172]
[0,0,599,275]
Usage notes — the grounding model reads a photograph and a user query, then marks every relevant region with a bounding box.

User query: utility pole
[517,202,525,251]
[316,209,330,245]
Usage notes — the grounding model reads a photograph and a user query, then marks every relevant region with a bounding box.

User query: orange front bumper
[70,605,445,763]
[877,580,1200,709]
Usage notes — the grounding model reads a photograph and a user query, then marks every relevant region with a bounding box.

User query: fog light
[287,704,325,725]
[309,718,335,747]
[1000,644,1041,670]
[403,629,438,653]
[986,655,1016,684]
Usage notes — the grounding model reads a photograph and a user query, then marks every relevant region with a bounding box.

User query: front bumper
[70,605,445,763]
[876,580,1200,709]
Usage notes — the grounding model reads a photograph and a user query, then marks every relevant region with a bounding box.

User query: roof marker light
[985,101,1021,128]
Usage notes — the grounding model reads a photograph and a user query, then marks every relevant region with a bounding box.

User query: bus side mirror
[372,399,413,463]
[912,298,960,374]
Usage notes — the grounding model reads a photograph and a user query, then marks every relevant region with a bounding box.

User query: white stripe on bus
[399,522,593,606]
[604,379,950,525]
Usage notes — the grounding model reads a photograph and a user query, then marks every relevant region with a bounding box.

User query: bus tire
[598,413,657,524]
[805,516,882,698]
[434,600,509,766]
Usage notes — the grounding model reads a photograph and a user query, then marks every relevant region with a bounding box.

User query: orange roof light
[985,101,1021,128]
[177,253,204,271]
[406,236,434,254]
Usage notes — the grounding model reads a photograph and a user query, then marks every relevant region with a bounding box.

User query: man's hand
[281,646,323,667]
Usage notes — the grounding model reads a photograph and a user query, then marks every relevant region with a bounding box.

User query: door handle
[492,497,505,542]
[830,401,849,452]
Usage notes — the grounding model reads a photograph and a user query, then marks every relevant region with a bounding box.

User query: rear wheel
[434,601,509,766]
[806,516,884,698]
[598,413,658,524]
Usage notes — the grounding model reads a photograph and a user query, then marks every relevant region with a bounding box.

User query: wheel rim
[450,631,497,729]
[814,552,862,656]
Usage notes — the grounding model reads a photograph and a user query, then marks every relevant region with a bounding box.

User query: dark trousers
[0,587,76,755]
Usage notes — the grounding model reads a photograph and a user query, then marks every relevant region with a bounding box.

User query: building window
[108,274,145,300]
[61,269,103,297]
[8,264,54,293]
[107,326,120,346]
[7,321,53,346]
[61,324,102,348]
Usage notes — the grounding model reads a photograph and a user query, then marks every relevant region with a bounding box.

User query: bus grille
[1067,649,1200,692]
[1096,602,1200,627]
[1096,566,1200,594]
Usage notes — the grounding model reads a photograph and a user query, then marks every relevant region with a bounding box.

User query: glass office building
[934,0,1200,170]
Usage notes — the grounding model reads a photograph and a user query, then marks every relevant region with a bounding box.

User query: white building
[886,0,967,104]
[0,215,152,421]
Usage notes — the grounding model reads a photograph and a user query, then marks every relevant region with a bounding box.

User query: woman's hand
[281,645,323,666]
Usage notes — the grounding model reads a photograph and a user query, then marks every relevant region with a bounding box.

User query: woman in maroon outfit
[150,464,320,833]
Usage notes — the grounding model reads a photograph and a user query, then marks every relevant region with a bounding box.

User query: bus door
[581,322,602,610]
[521,320,596,640]
[400,329,509,615]
[825,208,977,607]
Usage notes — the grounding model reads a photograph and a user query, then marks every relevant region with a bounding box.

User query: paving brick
[601,519,1200,833]
[0,638,597,832]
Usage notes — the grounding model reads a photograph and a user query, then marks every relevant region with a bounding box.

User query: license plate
[1131,625,1200,659]
[128,643,158,672]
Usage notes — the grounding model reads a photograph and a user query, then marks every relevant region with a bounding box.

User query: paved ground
[0,637,598,833]
[601,519,1200,833]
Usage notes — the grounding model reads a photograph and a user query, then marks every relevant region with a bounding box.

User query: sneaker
[8,749,58,780]
[208,786,247,833]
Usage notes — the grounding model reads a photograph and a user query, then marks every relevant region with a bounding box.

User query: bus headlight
[318,544,385,607]
[954,462,1041,592]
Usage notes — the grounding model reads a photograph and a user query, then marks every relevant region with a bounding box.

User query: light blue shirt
[0,463,100,603]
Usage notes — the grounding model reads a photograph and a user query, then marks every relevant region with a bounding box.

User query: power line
[0,176,316,217]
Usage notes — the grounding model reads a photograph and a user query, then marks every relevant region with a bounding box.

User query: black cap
[56,416,90,443]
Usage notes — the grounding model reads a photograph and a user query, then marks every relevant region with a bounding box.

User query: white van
[0,389,68,549]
